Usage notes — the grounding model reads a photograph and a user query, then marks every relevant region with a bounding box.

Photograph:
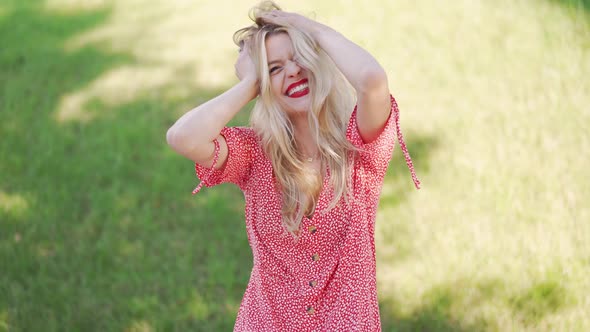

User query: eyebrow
[267,60,282,66]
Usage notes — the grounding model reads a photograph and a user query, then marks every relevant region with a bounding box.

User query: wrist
[240,76,258,88]
[238,77,259,99]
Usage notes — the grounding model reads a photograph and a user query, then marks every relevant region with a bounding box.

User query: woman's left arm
[262,10,391,143]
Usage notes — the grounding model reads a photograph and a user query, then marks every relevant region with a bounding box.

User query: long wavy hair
[234,1,357,236]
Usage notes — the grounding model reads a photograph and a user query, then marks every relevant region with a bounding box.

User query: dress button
[311,253,320,261]
[308,225,317,234]
[309,280,318,287]
[306,305,315,315]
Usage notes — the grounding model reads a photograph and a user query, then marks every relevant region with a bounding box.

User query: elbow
[166,126,179,148]
[166,126,190,153]
[166,125,210,160]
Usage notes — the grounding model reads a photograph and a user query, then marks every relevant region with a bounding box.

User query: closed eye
[269,66,282,75]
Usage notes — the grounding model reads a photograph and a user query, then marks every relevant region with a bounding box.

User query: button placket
[304,217,320,316]
[308,225,317,234]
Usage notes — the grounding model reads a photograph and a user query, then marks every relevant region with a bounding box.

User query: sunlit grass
[1,0,588,331]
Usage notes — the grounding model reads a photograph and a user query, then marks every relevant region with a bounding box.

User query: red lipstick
[285,79,309,98]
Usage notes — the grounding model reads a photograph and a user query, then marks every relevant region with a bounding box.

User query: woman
[166,2,420,331]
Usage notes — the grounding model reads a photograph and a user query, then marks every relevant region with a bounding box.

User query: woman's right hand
[167,40,259,167]
[235,40,257,83]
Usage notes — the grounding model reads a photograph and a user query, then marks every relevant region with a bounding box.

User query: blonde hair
[234,1,357,236]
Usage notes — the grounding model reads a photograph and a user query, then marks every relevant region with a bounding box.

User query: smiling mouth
[286,79,309,98]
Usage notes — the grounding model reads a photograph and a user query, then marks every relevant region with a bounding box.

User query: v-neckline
[305,164,331,221]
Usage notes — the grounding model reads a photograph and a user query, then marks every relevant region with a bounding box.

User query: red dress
[193,95,419,331]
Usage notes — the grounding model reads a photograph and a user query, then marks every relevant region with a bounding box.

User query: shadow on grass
[0,2,249,331]
[380,279,499,332]
[379,276,574,331]
[547,0,590,24]
[548,0,590,12]
[380,299,483,332]
[508,280,570,326]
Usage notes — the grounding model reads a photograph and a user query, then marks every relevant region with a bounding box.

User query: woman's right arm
[166,45,258,169]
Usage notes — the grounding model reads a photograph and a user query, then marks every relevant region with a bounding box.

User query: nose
[285,60,301,77]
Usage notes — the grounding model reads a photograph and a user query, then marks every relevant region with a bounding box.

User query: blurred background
[1,0,589,331]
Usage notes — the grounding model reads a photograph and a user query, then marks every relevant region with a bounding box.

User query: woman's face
[265,32,311,115]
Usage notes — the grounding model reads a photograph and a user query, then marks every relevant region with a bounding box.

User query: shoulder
[221,126,260,144]
[220,126,264,157]
[222,126,257,137]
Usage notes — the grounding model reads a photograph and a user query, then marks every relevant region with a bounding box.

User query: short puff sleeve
[346,94,420,189]
[193,126,258,193]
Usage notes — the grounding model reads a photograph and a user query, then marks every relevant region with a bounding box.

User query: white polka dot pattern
[193,95,419,331]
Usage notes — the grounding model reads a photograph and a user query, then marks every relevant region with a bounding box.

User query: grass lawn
[1,0,588,331]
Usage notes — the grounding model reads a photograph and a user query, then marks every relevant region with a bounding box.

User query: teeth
[287,82,308,96]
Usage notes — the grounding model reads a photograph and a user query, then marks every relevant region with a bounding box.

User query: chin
[280,95,311,115]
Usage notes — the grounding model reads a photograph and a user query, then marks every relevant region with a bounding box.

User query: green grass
[1,0,588,331]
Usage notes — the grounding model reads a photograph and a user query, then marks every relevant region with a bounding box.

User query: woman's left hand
[260,10,317,33]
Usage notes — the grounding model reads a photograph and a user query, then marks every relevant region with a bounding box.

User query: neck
[291,116,319,159]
